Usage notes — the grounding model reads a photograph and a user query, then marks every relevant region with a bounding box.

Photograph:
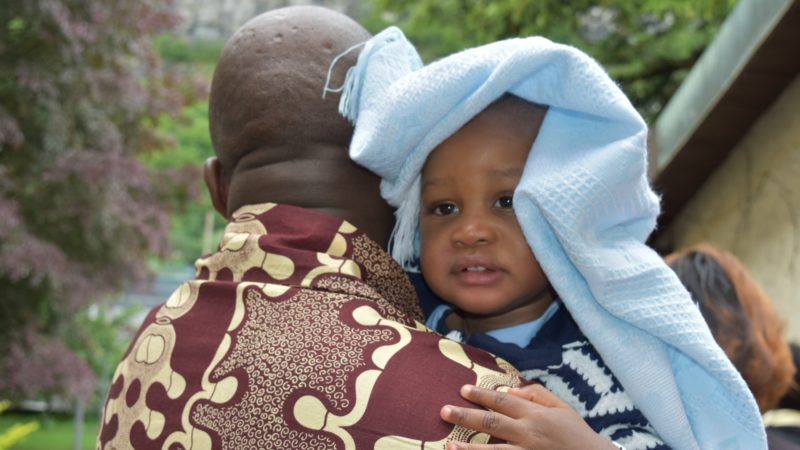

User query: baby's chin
[449,302,520,322]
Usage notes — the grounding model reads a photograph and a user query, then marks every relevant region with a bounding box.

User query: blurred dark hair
[778,342,800,411]
[666,244,796,413]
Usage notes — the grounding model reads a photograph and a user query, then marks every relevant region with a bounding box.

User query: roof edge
[652,0,793,171]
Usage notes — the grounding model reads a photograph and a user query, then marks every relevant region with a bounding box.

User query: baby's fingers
[440,404,516,441]
[458,384,540,419]
[445,442,522,450]
[509,383,567,409]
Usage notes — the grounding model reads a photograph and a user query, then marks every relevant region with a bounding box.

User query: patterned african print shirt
[97,203,522,449]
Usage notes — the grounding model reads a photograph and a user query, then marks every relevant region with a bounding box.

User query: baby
[338,27,767,450]
[420,94,662,449]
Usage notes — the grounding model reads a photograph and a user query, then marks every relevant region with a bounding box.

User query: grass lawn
[0,413,98,450]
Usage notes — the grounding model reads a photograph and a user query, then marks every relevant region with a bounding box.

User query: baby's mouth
[456,263,502,285]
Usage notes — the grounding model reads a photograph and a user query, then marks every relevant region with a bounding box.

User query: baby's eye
[494,196,513,208]
[432,203,458,216]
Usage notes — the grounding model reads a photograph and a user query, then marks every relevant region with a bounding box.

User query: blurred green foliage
[143,100,225,264]
[363,0,738,121]
[65,303,142,412]
[145,32,228,265]
[153,33,225,74]
[154,34,224,67]
[0,412,96,450]
[0,401,38,450]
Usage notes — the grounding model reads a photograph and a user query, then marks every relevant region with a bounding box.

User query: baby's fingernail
[447,443,463,450]
[461,384,474,395]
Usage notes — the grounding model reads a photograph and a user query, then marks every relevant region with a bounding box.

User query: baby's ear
[203,157,229,219]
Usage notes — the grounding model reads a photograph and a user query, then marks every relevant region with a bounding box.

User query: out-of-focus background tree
[0,0,208,448]
[0,0,182,398]
[0,0,740,448]
[363,0,737,121]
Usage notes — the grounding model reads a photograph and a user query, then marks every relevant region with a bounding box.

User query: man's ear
[204,157,229,219]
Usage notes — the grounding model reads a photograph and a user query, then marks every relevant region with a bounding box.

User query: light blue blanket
[335,27,765,450]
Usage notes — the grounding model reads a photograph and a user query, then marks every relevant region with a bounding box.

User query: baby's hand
[440,384,618,450]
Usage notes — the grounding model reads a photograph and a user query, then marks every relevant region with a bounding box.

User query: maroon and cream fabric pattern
[97,203,522,449]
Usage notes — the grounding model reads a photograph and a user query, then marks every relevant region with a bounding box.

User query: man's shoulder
[98,278,521,448]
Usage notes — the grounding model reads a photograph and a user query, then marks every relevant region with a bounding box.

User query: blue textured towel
[339,27,766,450]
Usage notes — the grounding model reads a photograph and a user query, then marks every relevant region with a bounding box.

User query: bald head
[210,6,369,170]
[205,6,395,246]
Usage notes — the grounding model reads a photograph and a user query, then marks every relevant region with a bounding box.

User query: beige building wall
[658,74,800,342]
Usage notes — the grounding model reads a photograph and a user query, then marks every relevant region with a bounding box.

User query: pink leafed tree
[0,0,193,402]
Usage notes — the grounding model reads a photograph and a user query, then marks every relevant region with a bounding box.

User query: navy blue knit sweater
[412,273,671,450]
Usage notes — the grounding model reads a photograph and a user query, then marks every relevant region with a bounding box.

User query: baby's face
[419,98,552,327]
